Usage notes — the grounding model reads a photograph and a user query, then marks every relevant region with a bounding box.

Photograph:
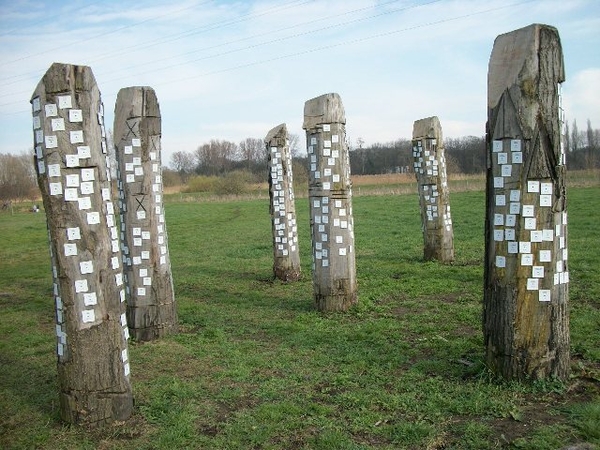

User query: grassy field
[0,178,599,449]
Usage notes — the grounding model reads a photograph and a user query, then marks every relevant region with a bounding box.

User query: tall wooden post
[303,93,357,312]
[484,24,569,381]
[412,116,454,262]
[31,63,133,425]
[266,123,301,281]
[114,86,178,341]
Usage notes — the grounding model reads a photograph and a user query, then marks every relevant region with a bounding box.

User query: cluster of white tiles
[491,139,568,303]
[307,123,354,271]
[32,94,129,375]
[413,138,441,177]
[270,144,298,257]
[116,133,168,302]
[413,138,452,230]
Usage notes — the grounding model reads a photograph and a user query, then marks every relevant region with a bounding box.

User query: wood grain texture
[484,24,569,381]
[31,63,133,425]
[114,86,178,341]
[303,93,357,312]
[412,116,455,263]
[266,123,301,282]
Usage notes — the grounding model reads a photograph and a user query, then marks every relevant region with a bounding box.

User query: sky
[1,0,599,166]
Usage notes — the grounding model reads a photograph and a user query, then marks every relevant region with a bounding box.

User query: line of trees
[564,119,600,170]
[170,135,302,181]
[346,136,488,175]
[4,119,596,202]
[166,118,599,185]
[165,134,491,182]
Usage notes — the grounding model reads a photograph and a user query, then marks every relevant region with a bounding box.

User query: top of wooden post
[302,93,346,130]
[265,123,287,143]
[115,86,161,119]
[412,116,442,140]
[31,63,98,100]
[488,23,564,110]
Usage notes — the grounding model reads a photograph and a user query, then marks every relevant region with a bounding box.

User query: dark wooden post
[266,123,301,281]
[114,86,178,341]
[303,93,357,312]
[31,63,133,425]
[484,24,569,381]
[412,116,454,262]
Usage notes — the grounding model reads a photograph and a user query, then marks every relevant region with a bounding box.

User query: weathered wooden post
[484,24,569,381]
[266,123,301,281]
[412,116,454,262]
[114,86,178,341]
[303,93,357,311]
[31,63,133,425]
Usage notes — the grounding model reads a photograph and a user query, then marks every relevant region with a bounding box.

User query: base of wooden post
[274,267,302,282]
[59,391,133,427]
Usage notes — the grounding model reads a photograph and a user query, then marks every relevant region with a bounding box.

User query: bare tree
[170,151,195,181]
[586,119,595,148]
[194,139,238,175]
[288,133,301,158]
[0,152,38,203]
[239,137,264,167]
[571,120,580,152]
[564,120,571,153]
[586,119,597,169]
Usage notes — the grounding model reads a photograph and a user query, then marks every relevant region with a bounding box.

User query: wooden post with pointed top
[411,116,454,263]
[31,63,133,425]
[266,123,301,281]
[303,93,357,312]
[114,86,178,341]
[484,24,569,381]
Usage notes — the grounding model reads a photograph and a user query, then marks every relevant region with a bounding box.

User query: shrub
[182,175,218,193]
[162,169,183,187]
[213,170,255,195]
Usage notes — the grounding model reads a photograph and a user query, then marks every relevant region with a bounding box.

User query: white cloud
[2,0,600,158]
[562,68,600,127]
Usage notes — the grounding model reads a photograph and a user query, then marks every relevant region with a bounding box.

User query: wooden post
[303,93,357,312]
[411,116,454,263]
[484,24,569,381]
[31,63,133,425]
[114,86,178,341]
[266,123,301,281]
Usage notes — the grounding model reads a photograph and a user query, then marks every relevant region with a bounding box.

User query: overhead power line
[1,1,213,67]
[0,0,535,117]
[119,0,539,88]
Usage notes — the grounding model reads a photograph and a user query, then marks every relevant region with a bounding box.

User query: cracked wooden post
[114,86,178,341]
[266,123,301,281]
[484,24,569,381]
[303,93,357,312]
[31,63,133,425]
[411,116,454,263]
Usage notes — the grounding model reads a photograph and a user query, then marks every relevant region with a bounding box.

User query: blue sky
[1,0,598,165]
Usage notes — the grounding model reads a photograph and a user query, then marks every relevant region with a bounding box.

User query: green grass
[0,186,599,449]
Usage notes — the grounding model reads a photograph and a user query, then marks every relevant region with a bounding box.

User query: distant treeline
[2,121,597,201]
[165,119,599,186]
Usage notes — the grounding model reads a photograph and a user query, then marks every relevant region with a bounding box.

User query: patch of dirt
[489,404,568,446]
[93,413,155,446]
[196,395,260,437]
[490,366,599,448]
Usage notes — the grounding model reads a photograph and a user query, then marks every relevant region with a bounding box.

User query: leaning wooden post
[114,86,178,341]
[303,93,357,312]
[411,116,454,262]
[484,24,569,381]
[31,63,133,425]
[266,123,301,281]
